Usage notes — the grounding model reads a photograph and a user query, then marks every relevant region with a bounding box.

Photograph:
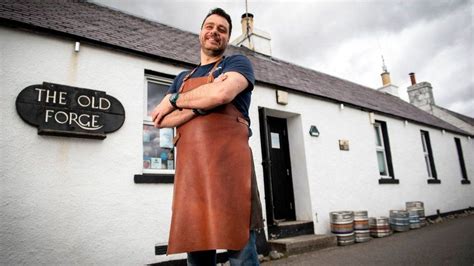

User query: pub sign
[16,82,125,139]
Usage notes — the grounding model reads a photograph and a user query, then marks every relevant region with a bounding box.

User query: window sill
[427,179,441,184]
[461,180,471,185]
[378,178,399,184]
[134,174,174,184]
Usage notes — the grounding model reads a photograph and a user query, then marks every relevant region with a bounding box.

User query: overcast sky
[92,0,473,117]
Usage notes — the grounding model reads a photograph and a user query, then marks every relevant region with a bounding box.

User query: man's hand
[151,94,175,127]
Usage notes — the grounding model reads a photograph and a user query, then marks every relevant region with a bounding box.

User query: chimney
[381,71,391,86]
[407,73,435,112]
[241,13,254,36]
[376,57,399,97]
[409,72,417,85]
[231,13,272,56]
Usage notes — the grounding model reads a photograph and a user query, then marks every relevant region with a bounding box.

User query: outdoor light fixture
[75,41,80,52]
[309,125,320,137]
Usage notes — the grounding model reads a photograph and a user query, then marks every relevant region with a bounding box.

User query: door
[267,116,296,221]
[259,108,296,224]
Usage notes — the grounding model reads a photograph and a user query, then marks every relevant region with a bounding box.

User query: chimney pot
[409,72,417,85]
[241,13,254,19]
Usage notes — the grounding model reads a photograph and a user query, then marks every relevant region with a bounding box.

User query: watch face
[170,93,177,103]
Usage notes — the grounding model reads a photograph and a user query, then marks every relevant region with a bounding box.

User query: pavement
[262,214,474,266]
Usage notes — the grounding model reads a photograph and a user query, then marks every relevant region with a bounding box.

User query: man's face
[200,14,230,57]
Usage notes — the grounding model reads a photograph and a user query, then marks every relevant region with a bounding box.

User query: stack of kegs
[389,210,410,232]
[330,211,355,246]
[406,201,426,227]
[407,209,421,229]
[369,217,392,238]
[353,211,371,243]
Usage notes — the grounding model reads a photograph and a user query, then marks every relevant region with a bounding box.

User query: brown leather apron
[167,61,252,254]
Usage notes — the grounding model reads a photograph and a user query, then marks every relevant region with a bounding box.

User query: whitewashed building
[1,1,473,265]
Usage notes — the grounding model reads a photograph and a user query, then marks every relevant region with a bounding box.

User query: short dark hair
[201,8,232,37]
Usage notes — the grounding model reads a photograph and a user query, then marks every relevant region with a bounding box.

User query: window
[454,137,469,184]
[374,121,395,183]
[420,131,437,180]
[143,75,175,174]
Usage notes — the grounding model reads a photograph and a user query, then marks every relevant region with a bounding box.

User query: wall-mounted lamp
[309,125,320,137]
[74,41,80,52]
[340,103,344,110]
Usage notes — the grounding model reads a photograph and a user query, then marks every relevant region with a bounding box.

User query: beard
[202,45,226,57]
[200,34,227,57]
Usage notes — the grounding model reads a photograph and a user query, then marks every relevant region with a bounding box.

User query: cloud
[92,0,473,116]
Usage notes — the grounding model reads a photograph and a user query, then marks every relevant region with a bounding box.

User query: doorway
[259,108,296,225]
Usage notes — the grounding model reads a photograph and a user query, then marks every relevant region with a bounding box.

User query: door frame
[259,107,296,226]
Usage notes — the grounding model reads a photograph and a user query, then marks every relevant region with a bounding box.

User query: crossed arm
[151,71,249,128]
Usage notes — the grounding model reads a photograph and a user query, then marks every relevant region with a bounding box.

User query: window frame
[374,123,389,177]
[374,120,397,184]
[420,130,437,179]
[143,74,176,175]
[454,137,469,183]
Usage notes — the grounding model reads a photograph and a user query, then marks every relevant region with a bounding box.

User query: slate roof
[437,106,474,126]
[1,0,471,136]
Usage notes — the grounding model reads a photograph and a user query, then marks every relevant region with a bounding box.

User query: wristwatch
[193,108,208,116]
[169,93,182,110]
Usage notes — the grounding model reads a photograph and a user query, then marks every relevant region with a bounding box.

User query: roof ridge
[1,0,471,137]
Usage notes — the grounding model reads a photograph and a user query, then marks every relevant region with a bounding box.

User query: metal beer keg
[353,210,371,243]
[408,210,421,229]
[406,201,426,227]
[369,216,392,237]
[330,211,355,246]
[389,210,410,232]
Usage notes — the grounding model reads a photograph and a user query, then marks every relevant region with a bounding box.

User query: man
[151,8,263,266]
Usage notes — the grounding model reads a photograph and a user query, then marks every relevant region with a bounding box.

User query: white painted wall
[0,27,187,264]
[2,26,473,265]
[248,83,474,234]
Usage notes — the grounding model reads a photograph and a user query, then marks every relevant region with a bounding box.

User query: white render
[377,84,400,98]
[231,28,272,56]
[1,26,474,265]
[432,105,474,135]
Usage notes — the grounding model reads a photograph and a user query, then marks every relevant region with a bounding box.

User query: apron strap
[178,58,223,93]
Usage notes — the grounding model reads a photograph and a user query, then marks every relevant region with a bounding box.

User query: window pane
[421,132,428,152]
[377,151,387,176]
[143,125,175,170]
[424,156,432,177]
[374,125,382,147]
[147,82,168,117]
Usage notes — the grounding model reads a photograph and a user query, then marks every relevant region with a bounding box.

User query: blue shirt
[167,54,255,123]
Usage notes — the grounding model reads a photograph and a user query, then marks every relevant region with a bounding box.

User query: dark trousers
[187,230,259,266]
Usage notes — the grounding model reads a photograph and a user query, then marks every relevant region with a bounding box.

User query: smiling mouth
[205,34,221,44]
[207,38,219,45]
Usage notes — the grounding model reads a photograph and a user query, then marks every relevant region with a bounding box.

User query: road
[264,214,474,266]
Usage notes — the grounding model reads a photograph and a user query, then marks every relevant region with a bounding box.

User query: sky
[92,0,473,117]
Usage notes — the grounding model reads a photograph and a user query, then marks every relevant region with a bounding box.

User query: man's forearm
[175,72,247,110]
[156,109,195,128]
[177,82,227,110]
